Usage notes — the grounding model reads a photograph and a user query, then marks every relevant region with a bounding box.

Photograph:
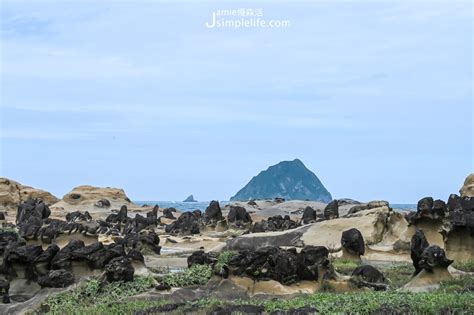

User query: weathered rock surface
[227,206,252,227]
[323,200,339,220]
[204,201,223,224]
[104,256,134,282]
[228,206,392,251]
[418,245,453,271]
[351,265,387,290]
[165,212,200,235]
[230,159,332,202]
[341,228,365,259]
[252,215,298,233]
[302,206,317,224]
[0,178,58,217]
[410,229,429,275]
[37,269,74,288]
[227,245,332,284]
[460,173,474,197]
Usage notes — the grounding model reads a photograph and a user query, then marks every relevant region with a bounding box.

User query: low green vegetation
[135,292,474,314]
[332,258,360,275]
[453,259,474,272]
[214,250,235,273]
[250,292,474,314]
[383,262,414,288]
[438,275,474,293]
[161,264,213,287]
[40,276,158,314]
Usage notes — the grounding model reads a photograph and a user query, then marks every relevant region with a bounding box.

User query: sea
[135,201,230,212]
[134,201,417,212]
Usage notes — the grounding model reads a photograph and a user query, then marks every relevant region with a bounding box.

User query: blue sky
[0,1,472,202]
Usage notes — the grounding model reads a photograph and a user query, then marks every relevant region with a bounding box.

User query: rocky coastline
[0,175,473,314]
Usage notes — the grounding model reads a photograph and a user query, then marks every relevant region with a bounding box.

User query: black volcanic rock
[341,228,365,256]
[410,229,429,275]
[324,200,339,220]
[230,159,332,202]
[183,195,197,202]
[204,200,223,223]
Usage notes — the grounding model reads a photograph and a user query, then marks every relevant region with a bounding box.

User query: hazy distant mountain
[230,159,332,202]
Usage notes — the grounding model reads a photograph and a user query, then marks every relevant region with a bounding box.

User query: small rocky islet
[0,173,473,314]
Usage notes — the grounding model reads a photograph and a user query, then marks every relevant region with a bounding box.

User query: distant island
[183,194,197,202]
[230,158,332,202]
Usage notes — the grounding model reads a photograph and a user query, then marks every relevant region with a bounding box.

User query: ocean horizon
[134,200,417,212]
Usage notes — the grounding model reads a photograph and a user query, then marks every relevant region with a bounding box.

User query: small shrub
[162,264,212,287]
[214,250,235,273]
[42,276,156,314]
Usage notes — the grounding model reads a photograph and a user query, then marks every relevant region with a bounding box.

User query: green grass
[252,292,474,314]
[161,264,213,287]
[382,263,414,288]
[213,250,235,273]
[40,276,157,314]
[453,259,474,272]
[332,258,360,275]
[437,275,474,293]
[135,292,474,315]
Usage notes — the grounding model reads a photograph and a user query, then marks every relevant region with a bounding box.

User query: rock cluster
[227,245,333,285]
[165,212,200,235]
[251,215,298,233]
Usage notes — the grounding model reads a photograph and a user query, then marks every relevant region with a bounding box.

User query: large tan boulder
[460,173,474,197]
[50,185,143,220]
[226,206,393,251]
[0,178,59,220]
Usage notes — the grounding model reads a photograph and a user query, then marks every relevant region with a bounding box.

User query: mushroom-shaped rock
[403,245,454,292]
[341,228,365,259]
[410,229,429,275]
[302,206,317,224]
[418,245,453,272]
[38,269,74,288]
[104,256,134,282]
[351,265,387,290]
[323,200,339,220]
[204,200,223,224]
[227,206,252,227]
